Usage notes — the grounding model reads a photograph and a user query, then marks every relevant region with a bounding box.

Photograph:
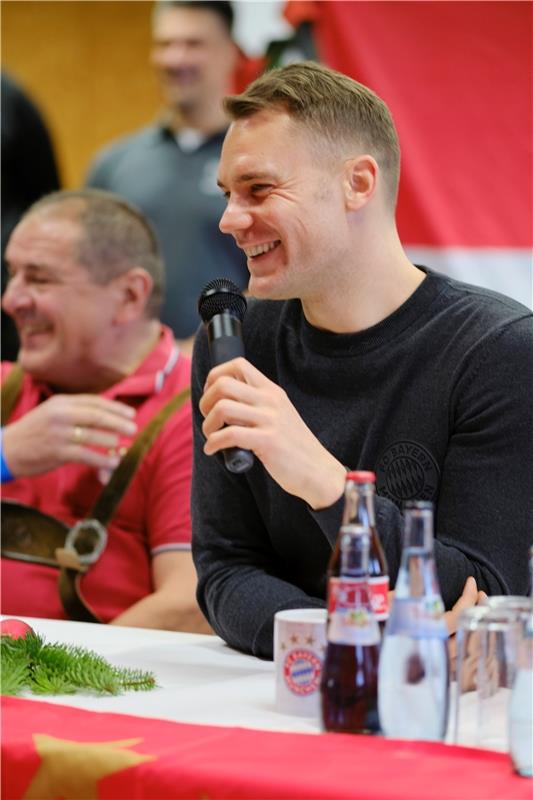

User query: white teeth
[20,325,50,336]
[244,241,278,258]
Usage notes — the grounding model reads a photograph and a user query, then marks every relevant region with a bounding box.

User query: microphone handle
[207,314,245,365]
[223,446,254,474]
[207,313,254,474]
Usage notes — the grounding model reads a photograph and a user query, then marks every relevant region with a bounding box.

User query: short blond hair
[224,61,400,208]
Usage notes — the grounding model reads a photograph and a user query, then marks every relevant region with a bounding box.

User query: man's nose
[155,42,189,70]
[1,277,33,316]
[219,202,253,236]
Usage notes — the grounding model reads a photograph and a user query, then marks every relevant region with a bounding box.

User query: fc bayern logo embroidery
[283,649,322,696]
[376,440,440,504]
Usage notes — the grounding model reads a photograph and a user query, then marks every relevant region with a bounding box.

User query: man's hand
[387,576,487,673]
[444,576,487,637]
[445,576,487,679]
[199,357,346,510]
[2,394,137,477]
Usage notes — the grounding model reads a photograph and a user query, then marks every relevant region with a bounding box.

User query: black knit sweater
[191,267,533,658]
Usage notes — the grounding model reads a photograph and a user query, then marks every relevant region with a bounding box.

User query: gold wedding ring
[72,425,85,445]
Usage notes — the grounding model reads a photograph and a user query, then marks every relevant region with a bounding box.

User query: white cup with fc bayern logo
[274,608,328,718]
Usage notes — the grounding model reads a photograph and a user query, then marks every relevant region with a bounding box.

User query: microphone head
[198,277,247,324]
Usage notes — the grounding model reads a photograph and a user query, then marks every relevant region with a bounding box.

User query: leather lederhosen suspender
[1,363,24,425]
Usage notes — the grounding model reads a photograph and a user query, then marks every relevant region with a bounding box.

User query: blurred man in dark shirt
[1,72,61,360]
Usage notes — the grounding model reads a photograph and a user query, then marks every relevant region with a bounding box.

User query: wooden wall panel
[1,0,160,187]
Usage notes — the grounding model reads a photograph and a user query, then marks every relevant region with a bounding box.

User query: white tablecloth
[2,616,320,734]
[2,615,509,750]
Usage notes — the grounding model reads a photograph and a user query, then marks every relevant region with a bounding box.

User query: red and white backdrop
[236,1,532,308]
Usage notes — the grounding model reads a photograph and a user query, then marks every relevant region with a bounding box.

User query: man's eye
[29,276,51,285]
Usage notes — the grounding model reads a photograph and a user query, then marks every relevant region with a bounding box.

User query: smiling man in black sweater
[191,62,533,659]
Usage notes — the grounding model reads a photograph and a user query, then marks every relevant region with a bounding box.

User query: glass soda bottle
[327,471,389,629]
[378,501,449,741]
[320,522,381,734]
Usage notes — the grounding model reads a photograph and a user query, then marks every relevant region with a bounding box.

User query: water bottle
[378,501,449,740]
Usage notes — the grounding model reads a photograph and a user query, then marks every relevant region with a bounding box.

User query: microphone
[198,278,254,474]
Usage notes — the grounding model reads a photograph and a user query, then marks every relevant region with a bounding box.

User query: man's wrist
[307,459,347,511]
[0,427,15,483]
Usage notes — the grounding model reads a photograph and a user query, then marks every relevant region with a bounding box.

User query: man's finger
[199,375,262,419]
[69,428,121,450]
[69,445,121,471]
[66,409,137,437]
[70,395,137,418]
[204,357,270,391]
[451,576,478,612]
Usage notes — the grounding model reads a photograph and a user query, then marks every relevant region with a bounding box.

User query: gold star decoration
[290,634,299,645]
[23,733,156,800]
[305,635,315,646]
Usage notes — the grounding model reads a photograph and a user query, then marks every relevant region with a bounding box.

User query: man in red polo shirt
[1,188,210,631]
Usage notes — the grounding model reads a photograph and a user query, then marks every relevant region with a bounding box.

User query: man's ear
[342,155,378,211]
[114,268,154,323]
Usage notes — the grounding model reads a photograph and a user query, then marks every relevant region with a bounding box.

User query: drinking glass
[453,606,521,751]
[481,595,532,619]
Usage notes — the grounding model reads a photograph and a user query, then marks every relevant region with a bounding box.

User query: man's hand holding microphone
[198,279,346,510]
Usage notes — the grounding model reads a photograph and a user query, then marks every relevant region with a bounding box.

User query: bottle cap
[346,470,376,483]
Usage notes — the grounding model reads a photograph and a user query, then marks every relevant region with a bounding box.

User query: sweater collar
[296,267,445,357]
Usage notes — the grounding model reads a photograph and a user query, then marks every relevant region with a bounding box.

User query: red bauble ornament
[0,618,35,639]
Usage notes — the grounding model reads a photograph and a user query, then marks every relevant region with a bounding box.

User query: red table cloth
[2,696,530,800]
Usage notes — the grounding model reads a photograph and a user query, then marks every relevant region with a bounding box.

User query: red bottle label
[368,575,390,621]
[329,575,390,619]
[327,578,380,646]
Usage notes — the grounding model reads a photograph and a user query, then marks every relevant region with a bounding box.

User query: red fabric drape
[285,1,532,248]
[232,51,266,94]
[2,697,530,800]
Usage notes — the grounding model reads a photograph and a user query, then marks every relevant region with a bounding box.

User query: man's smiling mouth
[18,323,53,341]
[243,241,281,258]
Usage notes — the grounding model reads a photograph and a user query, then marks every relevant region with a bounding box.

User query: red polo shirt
[1,326,193,622]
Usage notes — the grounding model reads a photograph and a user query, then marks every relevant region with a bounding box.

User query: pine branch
[0,632,43,695]
[0,647,32,695]
[1,632,156,696]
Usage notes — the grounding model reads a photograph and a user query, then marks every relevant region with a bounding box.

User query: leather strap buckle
[57,518,108,570]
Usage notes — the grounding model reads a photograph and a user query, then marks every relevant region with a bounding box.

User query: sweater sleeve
[429,316,533,604]
[191,328,326,660]
[315,317,533,606]
[301,315,533,609]
[309,494,405,589]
